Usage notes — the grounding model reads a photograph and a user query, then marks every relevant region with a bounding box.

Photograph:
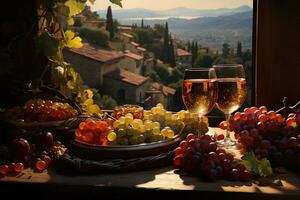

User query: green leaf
[67,17,74,25]
[65,0,85,17]
[259,158,273,177]
[89,0,96,4]
[64,30,83,48]
[110,0,122,7]
[35,31,60,59]
[242,151,273,177]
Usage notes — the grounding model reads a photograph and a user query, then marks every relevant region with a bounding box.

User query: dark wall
[256,0,300,109]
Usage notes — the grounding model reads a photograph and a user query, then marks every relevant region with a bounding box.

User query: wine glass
[182,68,217,135]
[213,64,247,147]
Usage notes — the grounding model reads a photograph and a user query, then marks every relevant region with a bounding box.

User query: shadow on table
[175,169,300,200]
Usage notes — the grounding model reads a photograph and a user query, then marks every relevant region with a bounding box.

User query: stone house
[119,32,134,44]
[144,82,176,110]
[63,43,124,88]
[103,68,150,104]
[176,48,192,65]
[119,51,144,74]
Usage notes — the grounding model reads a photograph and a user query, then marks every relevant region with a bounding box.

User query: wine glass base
[217,139,237,149]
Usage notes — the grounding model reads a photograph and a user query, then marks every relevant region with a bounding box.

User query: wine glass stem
[225,113,231,140]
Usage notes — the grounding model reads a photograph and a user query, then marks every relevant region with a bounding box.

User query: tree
[148,70,160,82]
[153,63,170,84]
[187,40,191,52]
[222,42,230,57]
[194,54,215,68]
[162,22,170,63]
[106,6,114,40]
[141,18,144,28]
[237,41,242,57]
[78,28,109,47]
[169,36,176,67]
[191,41,198,66]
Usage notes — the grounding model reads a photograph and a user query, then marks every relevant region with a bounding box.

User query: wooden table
[1,128,300,200]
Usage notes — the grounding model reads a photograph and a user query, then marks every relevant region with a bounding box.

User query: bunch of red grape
[220,106,300,167]
[173,134,251,181]
[0,132,66,175]
[8,99,78,122]
[75,118,114,146]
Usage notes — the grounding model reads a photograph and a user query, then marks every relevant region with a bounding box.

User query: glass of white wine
[213,64,247,147]
[182,68,217,135]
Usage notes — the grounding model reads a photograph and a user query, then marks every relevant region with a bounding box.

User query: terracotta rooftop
[121,32,134,39]
[67,43,124,63]
[137,46,146,52]
[131,41,140,47]
[105,68,149,86]
[125,52,144,61]
[151,82,176,95]
[176,48,192,56]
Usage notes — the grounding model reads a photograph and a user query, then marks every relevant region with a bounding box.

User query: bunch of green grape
[144,104,209,136]
[107,112,175,145]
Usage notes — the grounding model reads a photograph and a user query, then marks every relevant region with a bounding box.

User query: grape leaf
[65,0,85,17]
[64,30,83,48]
[259,158,273,177]
[84,98,94,106]
[85,89,94,99]
[86,104,101,115]
[67,17,74,25]
[242,152,273,177]
[89,0,96,4]
[35,31,60,59]
[110,0,122,7]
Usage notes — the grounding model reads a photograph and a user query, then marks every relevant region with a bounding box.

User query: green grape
[117,123,126,130]
[117,128,126,137]
[119,116,125,123]
[172,114,179,120]
[125,113,133,119]
[152,127,160,135]
[151,122,160,129]
[125,126,135,136]
[125,117,133,126]
[156,134,164,141]
[144,120,152,129]
[107,131,117,142]
[139,124,146,132]
[161,128,168,137]
[165,129,175,138]
[113,120,120,129]
[129,136,138,145]
[131,121,140,129]
[137,134,145,143]
[143,129,152,142]
[117,137,129,145]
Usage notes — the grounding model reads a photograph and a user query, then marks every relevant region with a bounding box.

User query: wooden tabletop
[1,128,300,199]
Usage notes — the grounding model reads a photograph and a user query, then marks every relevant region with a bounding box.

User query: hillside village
[64,6,193,110]
[64,6,253,111]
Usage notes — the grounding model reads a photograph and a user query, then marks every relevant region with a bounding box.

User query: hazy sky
[89,0,253,11]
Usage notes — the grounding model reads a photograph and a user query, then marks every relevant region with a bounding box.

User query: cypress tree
[187,40,191,52]
[169,36,176,67]
[237,41,242,57]
[141,18,144,28]
[163,22,170,63]
[106,6,114,40]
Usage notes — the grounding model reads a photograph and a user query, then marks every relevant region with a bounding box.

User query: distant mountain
[97,5,252,19]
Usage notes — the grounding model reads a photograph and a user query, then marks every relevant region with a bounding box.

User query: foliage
[99,95,117,110]
[148,70,160,82]
[194,54,215,68]
[35,0,122,116]
[76,88,102,116]
[77,27,109,47]
[153,63,170,84]
[222,42,230,57]
[169,37,176,67]
[106,6,115,40]
[237,41,242,57]
[242,152,273,177]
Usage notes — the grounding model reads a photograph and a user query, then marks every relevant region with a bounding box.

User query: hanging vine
[34,0,122,116]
